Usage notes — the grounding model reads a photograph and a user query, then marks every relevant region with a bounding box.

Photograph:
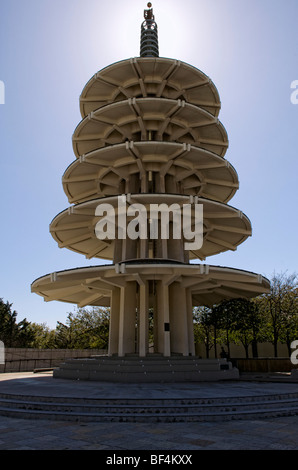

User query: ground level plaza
[0,371,298,451]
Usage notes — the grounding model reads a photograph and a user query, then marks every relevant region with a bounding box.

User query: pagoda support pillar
[169,282,189,356]
[108,287,120,356]
[186,288,195,356]
[118,281,137,356]
[156,281,171,357]
[138,281,149,357]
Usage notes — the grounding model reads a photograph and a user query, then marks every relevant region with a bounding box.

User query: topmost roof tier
[79,57,221,118]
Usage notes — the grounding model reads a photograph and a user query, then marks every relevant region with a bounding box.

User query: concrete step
[0,392,298,422]
[53,369,238,383]
[58,362,227,372]
[1,390,298,405]
[52,356,236,382]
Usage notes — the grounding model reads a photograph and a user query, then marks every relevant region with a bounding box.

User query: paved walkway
[0,372,297,450]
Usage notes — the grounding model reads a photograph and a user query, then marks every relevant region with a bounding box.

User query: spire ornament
[140,2,159,57]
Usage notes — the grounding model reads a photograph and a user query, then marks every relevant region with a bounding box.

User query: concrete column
[141,173,147,193]
[169,282,189,356]
[153,283,158,353]
[138,282,149,357]
[155,237,163,258]
[139,238,148,258]
[156,281,171,357]
[186,288,195,356]
[154,172,161,192]
[118,282,137,356]
[159,174,165,193]
[125,237,137,260]
[165,174,177,193]
[168,229,184,262]
[108,288,120,356]
[121,238,127,263]
[129,173,140,193]
[113,239,123,264]
[162,238,168,258]
[156,282,164,354]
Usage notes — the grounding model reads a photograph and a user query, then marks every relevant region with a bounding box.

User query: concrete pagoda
[31,4,270,382]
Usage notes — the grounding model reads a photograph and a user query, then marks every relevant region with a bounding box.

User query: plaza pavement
[0,371,297,451]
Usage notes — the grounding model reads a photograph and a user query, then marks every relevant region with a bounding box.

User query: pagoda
[31,4,270,381]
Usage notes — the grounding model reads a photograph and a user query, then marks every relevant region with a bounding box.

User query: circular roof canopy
[80,57,221,118]
[31,263,270,309]
[49,194,252,261]
[72,98,228,158]
[63,141,239,205]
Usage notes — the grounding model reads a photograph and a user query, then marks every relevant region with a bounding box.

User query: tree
[209,304,225,358]
[193,305,228,358]
[54,307,110,349]
[193,306,214,358]
[260,272,298,357]
[212,300,238,358]
[280,288,298,356]
[0,298,34,347]
[27,323,57,349]
[225,298,266,358]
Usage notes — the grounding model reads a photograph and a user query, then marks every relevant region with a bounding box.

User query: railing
[232,358,297,373]
[0,357,83,373]
[0,348,108,373]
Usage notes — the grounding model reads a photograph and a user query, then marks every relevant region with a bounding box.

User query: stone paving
[1,413,298,450]
[0,372,297,450]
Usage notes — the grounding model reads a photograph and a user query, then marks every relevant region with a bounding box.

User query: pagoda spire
[140,3,159,57]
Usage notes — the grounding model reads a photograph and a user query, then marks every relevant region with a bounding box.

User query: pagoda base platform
[53,355,239,383]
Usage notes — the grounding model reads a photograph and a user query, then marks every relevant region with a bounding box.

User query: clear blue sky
[0,0,297,329]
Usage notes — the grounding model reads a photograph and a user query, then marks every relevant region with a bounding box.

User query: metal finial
[141,3,159,57]
[144,3,154,21]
